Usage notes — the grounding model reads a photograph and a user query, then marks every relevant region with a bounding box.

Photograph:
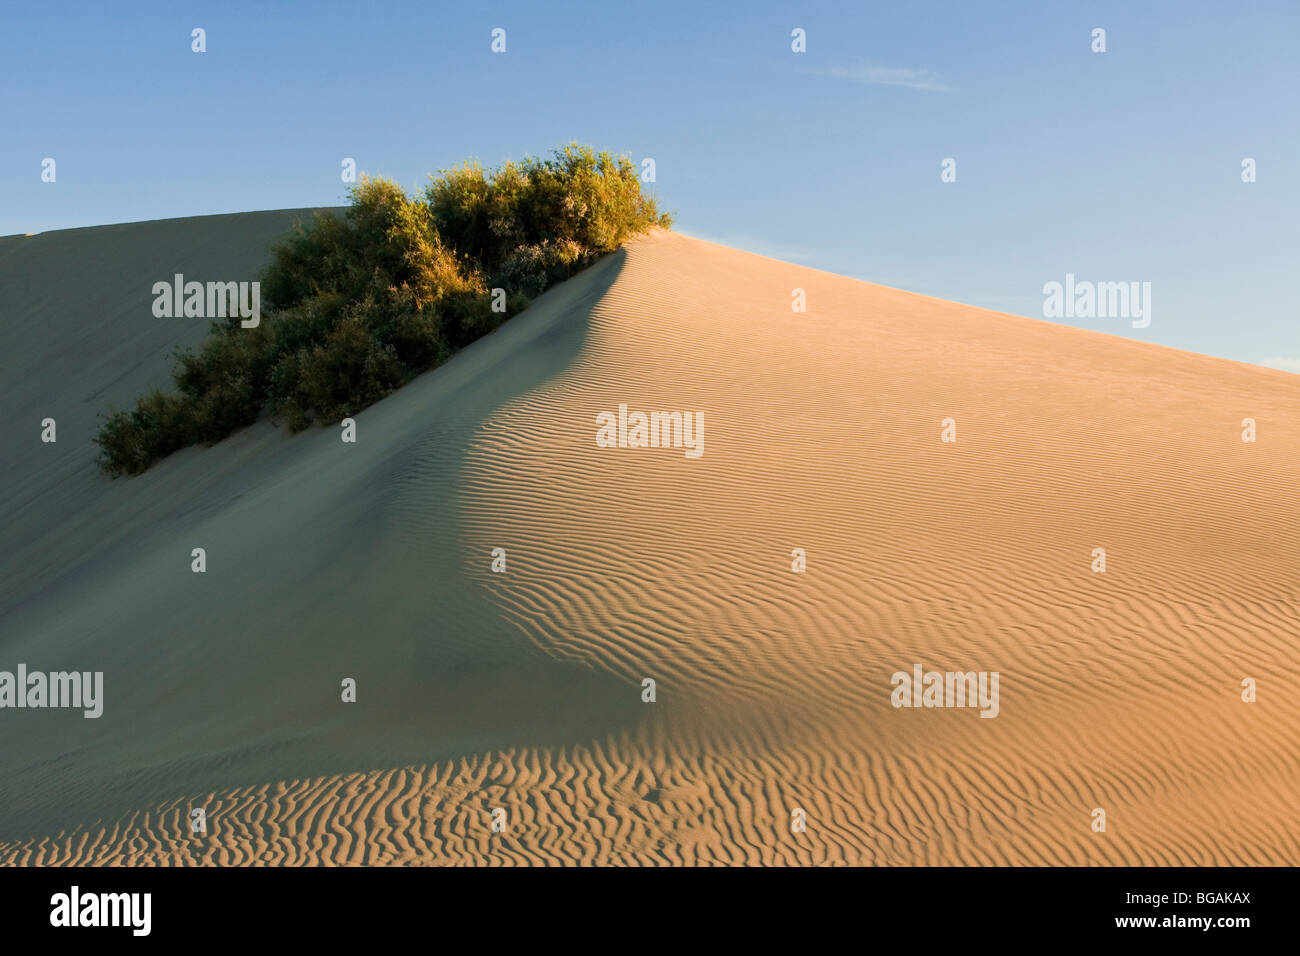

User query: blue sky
[2,1,1296,368]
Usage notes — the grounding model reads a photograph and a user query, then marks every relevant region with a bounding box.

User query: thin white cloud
[1260,357,1300,373]
[812,62,956,93]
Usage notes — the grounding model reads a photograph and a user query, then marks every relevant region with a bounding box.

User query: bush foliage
[96,145,670,476]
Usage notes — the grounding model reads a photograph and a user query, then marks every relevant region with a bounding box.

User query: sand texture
[1,218,1297,865]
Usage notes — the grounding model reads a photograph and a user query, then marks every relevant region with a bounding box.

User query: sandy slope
[1,219,1297,866]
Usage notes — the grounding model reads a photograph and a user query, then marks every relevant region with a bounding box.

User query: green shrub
[283,313,406,425]
[427,144,671,288]
[96,144,670,477]
[94,389,192,476]
[496,238,587,298]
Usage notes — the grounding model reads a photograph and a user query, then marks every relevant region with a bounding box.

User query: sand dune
[2,217,1298,865]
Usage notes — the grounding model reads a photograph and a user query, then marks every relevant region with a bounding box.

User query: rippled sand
[2,220,1297,865]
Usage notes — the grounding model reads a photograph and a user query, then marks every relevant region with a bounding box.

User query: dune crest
[2,223,1298,865]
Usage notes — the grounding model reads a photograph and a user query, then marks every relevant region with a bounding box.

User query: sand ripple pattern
[4,230,1299,865]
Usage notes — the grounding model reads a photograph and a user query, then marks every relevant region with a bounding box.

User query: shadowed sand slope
[2,222,1298,865]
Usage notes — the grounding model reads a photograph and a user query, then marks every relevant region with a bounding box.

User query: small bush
[96,144,670,476]
[285,313,406,425]
[497,238,588,298]
[427,144,671,286]
[94,389,192,476]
